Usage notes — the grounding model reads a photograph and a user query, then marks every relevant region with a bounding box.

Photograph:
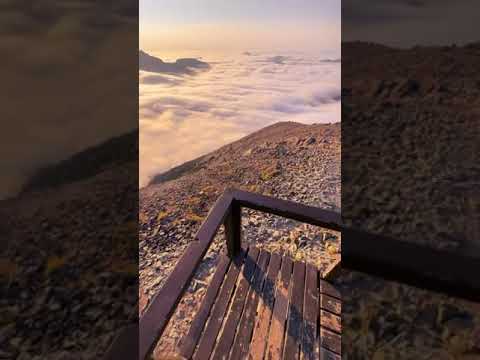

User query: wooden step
[180,247,342,359]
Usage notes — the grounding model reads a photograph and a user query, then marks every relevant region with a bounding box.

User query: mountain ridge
[21,130,138,194]
[139,50,210,74]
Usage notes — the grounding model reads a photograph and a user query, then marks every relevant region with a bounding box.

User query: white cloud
[140,51,340,187]
[0,2,137,199]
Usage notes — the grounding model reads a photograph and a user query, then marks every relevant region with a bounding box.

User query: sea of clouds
[1,1,137,199]
[140,51,340,187]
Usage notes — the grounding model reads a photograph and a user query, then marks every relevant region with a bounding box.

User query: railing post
[224,200,241,257]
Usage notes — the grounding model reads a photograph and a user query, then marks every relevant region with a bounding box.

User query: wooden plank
[249,253,282,360]
[140,241,207,360]
[301,264,318,360]
[320,327,341,355]
[139,191,233,359]
[232,190,342,232]
[230,251,271,360]
[319,294,341,316]
[179,255,231,358]
[195,190,234,243]
[342,225,480,303]
[319,347,341,360]
[266,256,293,360]
[320,310,341,334]
[234,187,480,302]
[193,249,250,360]
[324,261,341,281]
[283,261,306,360]
[225,201,242,258]
[319,279,341,357]
[103,324,138,360]
[319,280,341,299]
[210,248,261,360]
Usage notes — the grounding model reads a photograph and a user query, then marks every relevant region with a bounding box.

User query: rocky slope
[0,135,137,359]
[21,131,137,194]
[343,41,480,250]
[139,121,341,356]
[340,42,480,358]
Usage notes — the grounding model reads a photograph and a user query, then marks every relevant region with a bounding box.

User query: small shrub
[45,256,66,275]
[185,212,203,223]
[259,166,281,181]
[157,211,169,222]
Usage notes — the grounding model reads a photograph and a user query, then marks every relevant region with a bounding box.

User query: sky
[343,0,480,47]
[140,0,340,55]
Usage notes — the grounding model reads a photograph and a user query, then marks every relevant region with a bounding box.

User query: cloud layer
[1,1,137,199]
[140,51,340,187]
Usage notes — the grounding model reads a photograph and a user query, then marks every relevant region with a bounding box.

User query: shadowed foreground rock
[0,135,138,359]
